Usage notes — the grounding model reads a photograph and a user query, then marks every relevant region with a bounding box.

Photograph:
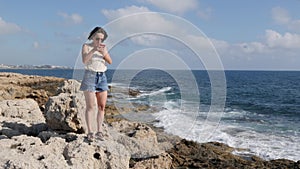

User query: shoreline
[1,67,300,72]
[0,72,299,168]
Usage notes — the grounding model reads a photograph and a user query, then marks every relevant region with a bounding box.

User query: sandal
[95,132,104,141]
[87,133,94,142]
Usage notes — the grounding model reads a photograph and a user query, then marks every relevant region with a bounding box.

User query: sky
[0,0,300,70]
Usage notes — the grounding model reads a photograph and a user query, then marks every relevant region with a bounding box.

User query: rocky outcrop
[44,91,85,133]
[43,79,153,133]
[0,73,175,169]
[0,99,44,123]
[0,99,48,139]
[111,120,164,159]
[0,104,171,168]
[168,139,300,169]
[0,72,65,110]
[0,72,299,169]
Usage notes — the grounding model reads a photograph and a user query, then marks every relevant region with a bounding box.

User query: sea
[1,68,299,162]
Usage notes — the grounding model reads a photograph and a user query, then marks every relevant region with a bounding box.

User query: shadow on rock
[1,122,48,138]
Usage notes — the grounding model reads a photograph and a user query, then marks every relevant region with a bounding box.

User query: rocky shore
[0,72,299,169]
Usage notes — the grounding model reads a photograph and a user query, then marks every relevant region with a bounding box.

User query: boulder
[63,136,130,169]
[0,99,45,123]
[0,116,48,138]
[0,119,168,169]
[0,135,68,169]
[44,79,87,133]
[111,120,164,159]
[0,99,48,138]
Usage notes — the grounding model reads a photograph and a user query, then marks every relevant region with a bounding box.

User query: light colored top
[84,44,107,72]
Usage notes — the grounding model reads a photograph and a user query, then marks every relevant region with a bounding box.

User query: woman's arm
[82,44,96,64]
[102,47,112,64]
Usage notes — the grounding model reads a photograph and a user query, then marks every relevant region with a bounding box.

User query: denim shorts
[79,70,109,92]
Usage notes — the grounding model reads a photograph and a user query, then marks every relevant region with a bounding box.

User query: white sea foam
[108,82,126,87]
[110,83,300,161]
[153,101,300,161]
[137,87,172,98]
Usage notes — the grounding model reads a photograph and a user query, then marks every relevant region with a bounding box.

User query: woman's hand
[93,43,112,64]
[94,44,107,55]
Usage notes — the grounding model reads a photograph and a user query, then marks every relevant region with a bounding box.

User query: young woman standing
[79,27,112,141]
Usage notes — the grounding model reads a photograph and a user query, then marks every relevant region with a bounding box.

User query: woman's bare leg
[84,91,96,134]
[96,91,107,133]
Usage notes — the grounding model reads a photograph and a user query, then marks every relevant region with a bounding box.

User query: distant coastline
[0,64,72,69]
[1,64,299,71]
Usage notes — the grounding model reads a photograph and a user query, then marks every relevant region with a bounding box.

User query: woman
[79,27,112,141]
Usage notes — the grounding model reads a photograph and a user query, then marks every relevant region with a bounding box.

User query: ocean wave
[152,103,300,161]
[137,87,172,98]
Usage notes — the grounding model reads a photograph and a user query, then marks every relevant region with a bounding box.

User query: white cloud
[213,29,300,70]
[130,34,164,46]
[215,29,300,57]
[238,42,268,54]
[102,6,214,48]
[102,6,178,46]
[101,6,227,70]
[102,6,150,21]
[58,12,83,25]
[0,17,22,35]
[138,0,198,14]
[103,7,216,59]
[265,29,300,49]
[210,38,230,55]
[102,6,300,70]
[271,7,300,32]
